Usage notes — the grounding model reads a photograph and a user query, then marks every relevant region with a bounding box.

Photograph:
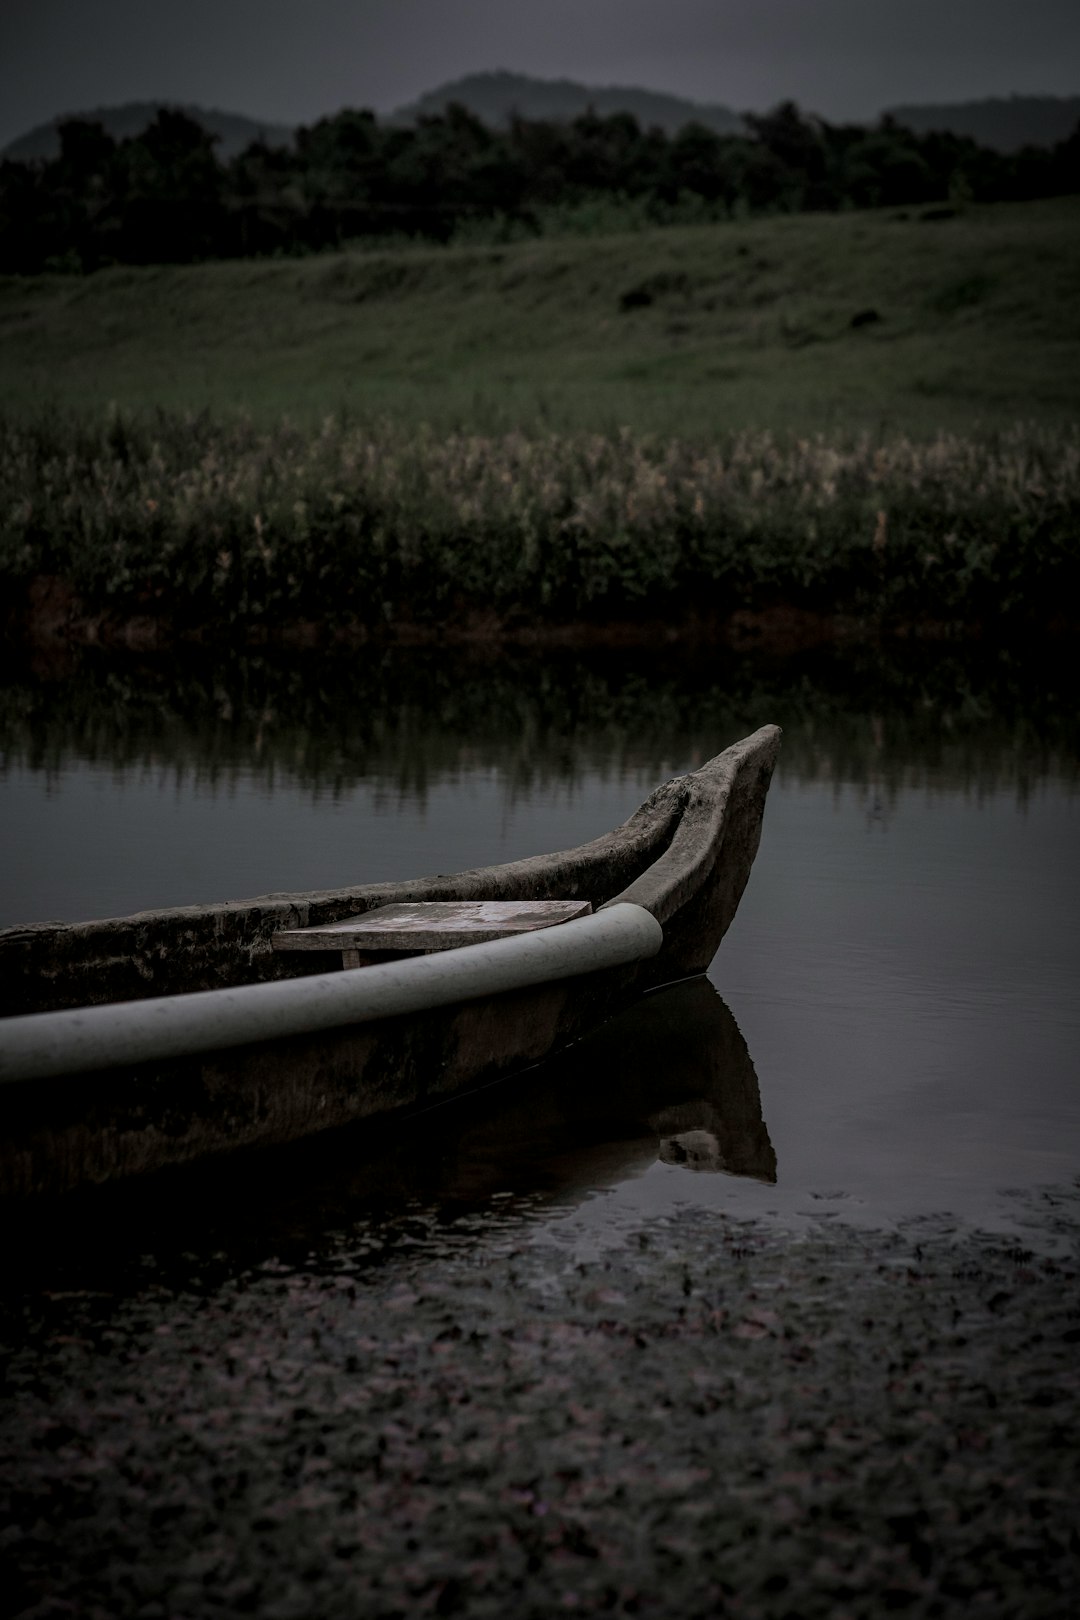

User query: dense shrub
[3,102,1078,273]
[2,411,1077,634]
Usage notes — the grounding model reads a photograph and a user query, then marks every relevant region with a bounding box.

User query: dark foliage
[2,100,1079,273]
[2,412,1077,637]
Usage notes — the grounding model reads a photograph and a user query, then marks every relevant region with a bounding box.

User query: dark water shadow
[0,979,772,1296]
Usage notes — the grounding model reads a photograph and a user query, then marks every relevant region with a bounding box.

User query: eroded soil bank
[2,1192,1076,1619]
[4,576,1042,656]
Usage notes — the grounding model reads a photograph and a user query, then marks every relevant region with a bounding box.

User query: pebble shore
[2,1184,1077,1619]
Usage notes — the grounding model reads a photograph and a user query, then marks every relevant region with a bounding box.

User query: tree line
[2,99,1078,273]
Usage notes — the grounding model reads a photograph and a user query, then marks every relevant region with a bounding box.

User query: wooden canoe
[0,725,780,1196]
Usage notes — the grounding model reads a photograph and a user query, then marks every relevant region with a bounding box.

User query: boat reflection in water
[4,979,773,1286]
[428,975,777,1206]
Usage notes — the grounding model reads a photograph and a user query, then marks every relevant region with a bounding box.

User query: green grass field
[2,199,1078,439]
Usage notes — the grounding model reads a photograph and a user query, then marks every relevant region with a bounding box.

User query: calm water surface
[2,645,1078,1250]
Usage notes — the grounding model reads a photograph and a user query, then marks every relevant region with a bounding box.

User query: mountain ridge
[3,102,295,162]
[882,94,1080,152]
[387,70,746,135]
[5,78,1078,162]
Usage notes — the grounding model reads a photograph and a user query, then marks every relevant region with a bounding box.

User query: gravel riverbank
[1,1185,1077,1620]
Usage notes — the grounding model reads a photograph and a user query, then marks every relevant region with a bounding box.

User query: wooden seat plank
[272,899,592,958]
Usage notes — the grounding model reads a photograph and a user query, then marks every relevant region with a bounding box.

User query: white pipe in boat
[0,903,663,1084]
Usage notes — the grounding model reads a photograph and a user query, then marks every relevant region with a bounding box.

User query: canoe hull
[1,962,652,1197]
[0,726,780,1197]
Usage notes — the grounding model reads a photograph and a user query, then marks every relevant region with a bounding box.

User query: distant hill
[3,102,295,162]
[6,84,1079,166]
[883,95,1080,152]
[389,71,746,136]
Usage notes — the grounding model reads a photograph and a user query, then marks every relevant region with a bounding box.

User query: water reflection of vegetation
[1,642,1076,804]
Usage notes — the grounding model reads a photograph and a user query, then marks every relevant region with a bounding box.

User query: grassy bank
[3,200,1076,640]
[2,199,1079,439]
[3,411,1078,641]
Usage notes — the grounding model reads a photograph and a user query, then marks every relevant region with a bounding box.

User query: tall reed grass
[3,410,1077,634]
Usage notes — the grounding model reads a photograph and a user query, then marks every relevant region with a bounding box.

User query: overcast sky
[2,0,1078,148]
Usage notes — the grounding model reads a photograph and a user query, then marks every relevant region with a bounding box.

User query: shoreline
[2,1191,1077,1617]
[9,577,1068,656]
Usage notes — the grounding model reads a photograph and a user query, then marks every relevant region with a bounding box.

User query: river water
[1,641,1078,1250]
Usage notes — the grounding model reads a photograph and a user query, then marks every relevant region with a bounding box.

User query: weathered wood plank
[272,899,593,955]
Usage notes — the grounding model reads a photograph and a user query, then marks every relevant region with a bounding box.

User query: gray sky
[1,0,1078,149]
